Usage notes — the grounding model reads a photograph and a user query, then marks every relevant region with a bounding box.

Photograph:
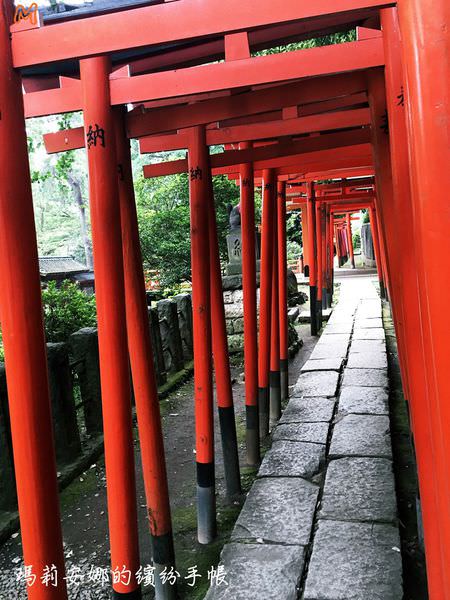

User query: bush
[353,230,361,251]
[42,280,97,343]
[287,240,302,261]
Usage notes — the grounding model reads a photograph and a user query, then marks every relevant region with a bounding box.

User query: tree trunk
[67,174,93,268]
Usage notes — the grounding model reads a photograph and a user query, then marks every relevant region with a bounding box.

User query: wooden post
[188,125,216,544]
[240,143,260,465]
[207,176,241,497]
[80,56,141,597]
[277,182,289,402]
[397,1,450,594]
[0,3,67,597]
[114,110,175,599]
[269,194,281,425]
[258,169,275,437]
[306,184,318,335]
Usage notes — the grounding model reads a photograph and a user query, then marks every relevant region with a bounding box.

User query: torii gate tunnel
[0,0,449,598]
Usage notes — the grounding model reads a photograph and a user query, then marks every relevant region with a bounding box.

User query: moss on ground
[59,463,101,512]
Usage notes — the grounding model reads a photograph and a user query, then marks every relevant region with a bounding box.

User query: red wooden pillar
[381,8,445,597]
[327,209,334,306]
[0,3,67,598]
[301,205,309,274]
[258,169,275,437]
[368,70,411,406]
[188,126,216,544]
[346,213,355,269]
[315,199,323,328]
[239,144,260,465]
[80,57,140,597]
[334,222,341,268]
[306,184,318,335]
[269,192,281,425]
[369,207,383,286]
[114,110,176,597]
[397,1,450,594]
[320,203,327,308]
[277,182,289,402]
[207,177,241,497]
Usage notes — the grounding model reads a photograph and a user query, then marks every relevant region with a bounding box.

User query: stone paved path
[205,275,403,600]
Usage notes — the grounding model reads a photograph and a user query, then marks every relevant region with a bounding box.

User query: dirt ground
[0,316,318,600]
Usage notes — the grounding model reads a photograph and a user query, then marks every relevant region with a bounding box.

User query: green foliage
[255,30,356,56]
[353,230,361,250]
[362,209,370,224]
[286,211,302,247]
[42,281,97,343]
[135,172,239,292]
[287,240,302,261]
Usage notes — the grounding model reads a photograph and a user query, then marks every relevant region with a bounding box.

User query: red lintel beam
[216,151,373,178]
[112,38,384,107]
[124,13,379,76]
[139,108,371,152]
[44,107,370,155]
[224,157,374,181]
[219,91,368,129]
[143,130,370,178]
[291,193,375,204]
[12,0,393,68]
[43,78,369,154]
[24,41,378,120]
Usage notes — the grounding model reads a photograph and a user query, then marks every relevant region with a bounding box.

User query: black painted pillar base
[196,462,216,544]
[153,532,177,600]
[245,404,260,466]
[309,285,318,336]
[379,280,386,299]
[280,358,288,404]
[258,387,269,439]
[218,406,241,497]
[322,288,328,310]
[269,370,281,426]
[327,290,333,309]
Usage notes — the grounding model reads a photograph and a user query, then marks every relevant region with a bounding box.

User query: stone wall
[0,283,303,514]
[224,288,260,352]
[0,296,192,516]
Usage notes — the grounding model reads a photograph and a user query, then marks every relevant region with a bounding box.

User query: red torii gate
[0,1,449,599]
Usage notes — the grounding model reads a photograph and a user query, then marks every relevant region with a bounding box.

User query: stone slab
[293,370,339,397]
[232,477,319,545]
[318,332,351,345]
[342,368,388,388]
[330,414,392,458]
[354,317,383,328]
[339,386,388,415]
[353,327,385,340]
[304,520,402,600]
[346,351,388,370]
[301,358,343,372]
[280,397,336,424]
[349,339,385,354]
[273,421,329,445]
[309,343,348,360]
[258,440,325,479]
[320,457,397,522]
[323,323,353,334]
[205,542,305,600]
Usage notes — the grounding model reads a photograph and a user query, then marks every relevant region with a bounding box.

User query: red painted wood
[11,0,392,68]
[0,3,67,597]
[80,56,140,594]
